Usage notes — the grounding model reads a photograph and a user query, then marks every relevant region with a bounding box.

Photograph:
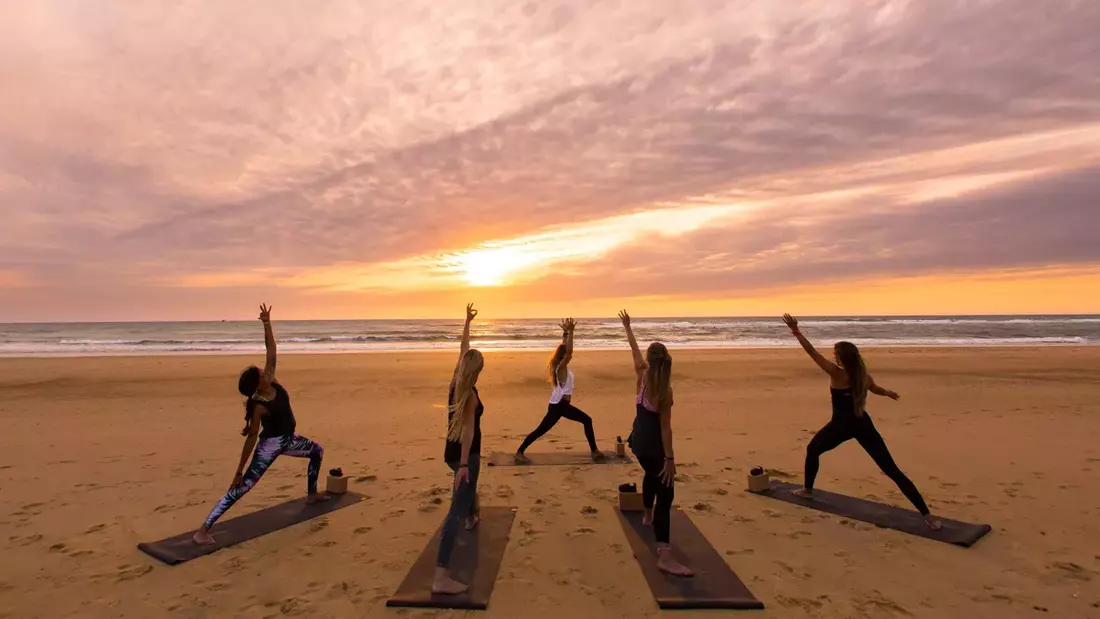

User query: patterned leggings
[202,434,323,529]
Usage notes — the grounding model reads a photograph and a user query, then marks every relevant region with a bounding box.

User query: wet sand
[1,347,1098,618]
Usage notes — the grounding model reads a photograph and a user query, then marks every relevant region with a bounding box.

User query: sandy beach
[1,347,1098,619]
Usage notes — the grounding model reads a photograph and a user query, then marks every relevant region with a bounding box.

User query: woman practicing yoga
[782,313,942,530]
[193,304,326,545]
[515,318,605,463]
[433,303,485,595]
[620,310,694,577]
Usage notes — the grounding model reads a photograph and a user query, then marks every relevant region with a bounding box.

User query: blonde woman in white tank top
[515,318,606,463]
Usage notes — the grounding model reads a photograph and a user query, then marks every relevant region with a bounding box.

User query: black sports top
[256,383,297,439]
[829,387,862,420]
[444,384,483,462]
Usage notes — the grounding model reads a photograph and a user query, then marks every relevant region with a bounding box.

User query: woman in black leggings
[620,310,693,577]
[782,314,942,530]
[515,318,605,463]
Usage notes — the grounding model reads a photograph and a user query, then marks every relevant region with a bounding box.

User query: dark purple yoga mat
[386,506,517,610]
[750,480,992,547]
[617,507,764,610]
[137,492,366,565]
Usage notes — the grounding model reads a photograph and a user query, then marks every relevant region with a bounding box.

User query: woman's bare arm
[869,376,900,400]
[455,303,477,378]
[618,310,646,375]
[259,304,276,380]
[783,314,846,381]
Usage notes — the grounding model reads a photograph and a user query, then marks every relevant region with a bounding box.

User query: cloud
[0,0,1098,318]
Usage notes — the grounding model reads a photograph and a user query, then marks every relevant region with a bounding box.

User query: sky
[2,0,1099,322]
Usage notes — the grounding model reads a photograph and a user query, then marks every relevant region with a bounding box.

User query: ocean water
[0,316,1097,357]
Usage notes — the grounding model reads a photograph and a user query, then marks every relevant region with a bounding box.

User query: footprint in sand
[788,530,812,539]
[776,595,827,610]
[726,548,755,556]
[1049,562,1093,582]
[308,519,329,533]
[712,488,729,496]
[353,526,372,534]
[853,593,908,615]
[278,484,295,491]
[693,502,712,512]
[354,475,377,483]
[115,564,154,582]
[495,486,515,499]
[85,524,107,534]
[581,505,599,515]
[762,509,784,519]
[731,515,755,523]
[568,527,595,538]
[49,543,68,553]
[381,509,405,522]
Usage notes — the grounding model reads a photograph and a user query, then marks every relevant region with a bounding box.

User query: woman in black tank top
[192,305,328,546]
[432,304,486,596]
[782,314,942,531]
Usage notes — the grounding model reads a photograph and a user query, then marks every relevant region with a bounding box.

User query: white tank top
[549,368,575,404]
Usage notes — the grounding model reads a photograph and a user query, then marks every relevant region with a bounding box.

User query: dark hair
[833,341,868,416]
[238,366,261,436]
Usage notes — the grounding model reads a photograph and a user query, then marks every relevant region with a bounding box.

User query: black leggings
[638,456,674,543]
[804,413,930,515]
[518,400,598,453]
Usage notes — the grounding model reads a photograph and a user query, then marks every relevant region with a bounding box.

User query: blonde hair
[834,341,868,417]
[548,344,567,385]
[644,342,672,411]
[447,349,484,441]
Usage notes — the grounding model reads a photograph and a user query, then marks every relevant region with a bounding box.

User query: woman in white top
[515,318,606,463]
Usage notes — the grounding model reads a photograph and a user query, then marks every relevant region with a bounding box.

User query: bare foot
[432,574,469,595]
[642,508,654,527]
[925,514,943,531]
[306,493,331,504]
[791,487,814,499]
[514,452,532,465]
[192,528,216,546]
[465,513,480,531]
[657,548,695,577]
[591,450,607,461]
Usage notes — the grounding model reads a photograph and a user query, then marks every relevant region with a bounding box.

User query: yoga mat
[137,492,366,565]
[487,451,632,466]
[618,507,764,610]
[386,506,517,610]
[750,480,992,547]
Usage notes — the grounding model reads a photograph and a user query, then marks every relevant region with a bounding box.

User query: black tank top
[444,384,483,462]
[829,387,860,421]
[257,383,297,439]
[629,388,664,457]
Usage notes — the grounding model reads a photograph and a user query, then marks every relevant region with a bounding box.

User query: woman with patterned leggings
[192,304,327,545]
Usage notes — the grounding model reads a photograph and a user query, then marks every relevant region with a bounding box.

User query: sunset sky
[2,1,1099,322]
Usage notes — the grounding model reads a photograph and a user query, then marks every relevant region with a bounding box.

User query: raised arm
[869,375,900,400]
[454,303,477,379]
[782,314,846,381]
[618,310,646,375]
[259,304,276,380]
[560,318,575,366]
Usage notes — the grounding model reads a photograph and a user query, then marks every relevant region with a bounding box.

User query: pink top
[636,385,657,413]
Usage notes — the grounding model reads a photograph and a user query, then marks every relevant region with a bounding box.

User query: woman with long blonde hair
[782,314,942,531]
[514,318,605,463]
[620,310,693,577]
[432,303,486,595]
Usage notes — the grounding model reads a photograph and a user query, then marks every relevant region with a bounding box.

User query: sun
[450,244,543,287]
